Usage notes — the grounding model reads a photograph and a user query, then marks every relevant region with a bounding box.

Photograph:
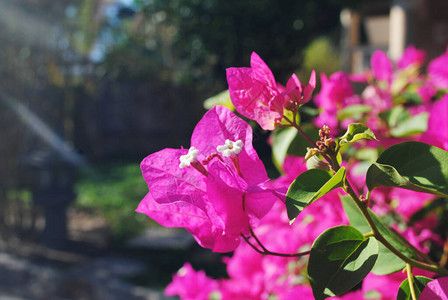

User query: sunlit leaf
[308,225,378,300]
[203,90,234,110]
[286,168,345,223]
[340,196,419,275]
[390,112,428,137]
[271,127,298,171]
[366,141,448,198]
[338,123,377,147]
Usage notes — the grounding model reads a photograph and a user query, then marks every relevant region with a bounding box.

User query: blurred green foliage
[100,0,371,94]
[75,162,154,241]
[6,189,32,204]
[299,37,342,79]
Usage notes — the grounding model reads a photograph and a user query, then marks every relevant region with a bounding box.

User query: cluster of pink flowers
[137,46,448,299]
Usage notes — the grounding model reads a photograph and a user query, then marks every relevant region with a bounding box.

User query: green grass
[75,162,155,241]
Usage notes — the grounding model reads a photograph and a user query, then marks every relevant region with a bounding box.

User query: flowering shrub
[137,46,448,300]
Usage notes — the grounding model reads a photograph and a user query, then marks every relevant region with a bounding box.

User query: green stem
[286,117,335,167]
[282,115,316,148]
[406,264,418,300]
[440,236,448,267]
[364,232,375,238]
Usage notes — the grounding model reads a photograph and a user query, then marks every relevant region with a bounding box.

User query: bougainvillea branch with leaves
[137,46,448,300]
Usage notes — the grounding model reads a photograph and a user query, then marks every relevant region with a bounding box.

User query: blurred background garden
[1,0,448,298]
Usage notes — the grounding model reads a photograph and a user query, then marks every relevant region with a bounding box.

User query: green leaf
[338,123,378,147]
[390,112,428,138]
[381,106,428,137]
[397,276,432,300]
[203,90,234,110]
[271,125,319,171]
[305,155,331,171]
[340,196,420,275]
[354,148,379,163]
[382,105,407,128]
[337,104,372,121]
[308,225,379,300]
[340,196,370,233]
[271,127,298,171]
[286,168,346,223]
[366,141,448,198]
[394,91,423,105]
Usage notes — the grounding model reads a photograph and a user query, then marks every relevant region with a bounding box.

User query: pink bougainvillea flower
[226,52,284,130]
[371,50,393,84]
[362,271,405,300]
[277,284,314,300]
[420,276,448,300]
[417,80,437,105]
[165,263,219,300]
[397,45,427,69]
[428,48,448,90]
[137,105,278,252]
[215,192,349,299]
[219,243,267,299]
[284,70,317,107]
[318,72,354,106]
[331,290,365,300]
[420,94,448,150]
[226,52,316,130]
[351,46,425,82]
[314,71,356,128]
[390,188,435,221]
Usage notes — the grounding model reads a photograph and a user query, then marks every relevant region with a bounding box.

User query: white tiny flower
[217,139,244,157]
[179,147,199,168]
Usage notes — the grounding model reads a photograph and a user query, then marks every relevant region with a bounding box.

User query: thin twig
[282,115,316,148]
[249,225,268,252]
[241,234,265,255]
[406,264,418,300]
[241,233,311,258]
[440,236,448,267]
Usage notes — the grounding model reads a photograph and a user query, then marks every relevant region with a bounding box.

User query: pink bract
[165,263,219,300]
[371,50,392,83]
[421,94,448,150]
[420,276,448,300]
[397,45,426,69]
[277,285,314,300]
[428,48,448,89]
[362,272,405,300]
[137,105,277,252]
[314,71,354,128]
[316,72,354,107]
[285,70,316,105]
[227,52,316,130]
[227,52,284,130]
